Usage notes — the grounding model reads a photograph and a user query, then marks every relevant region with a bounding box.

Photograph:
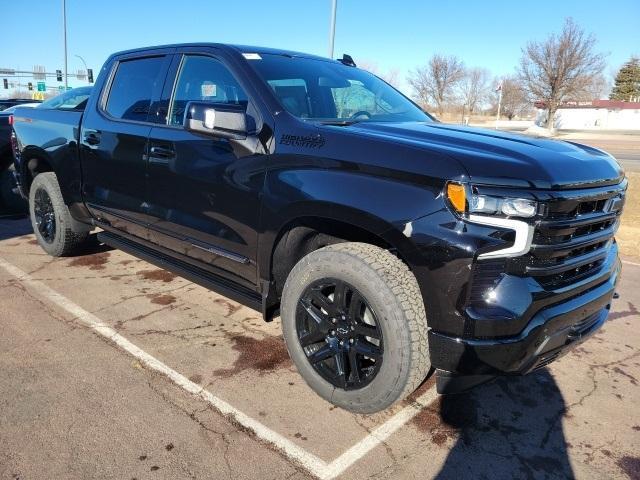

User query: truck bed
[12,107,83,152]
[12,108,84,199]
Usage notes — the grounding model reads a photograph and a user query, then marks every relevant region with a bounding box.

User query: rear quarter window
[105,56,165,122]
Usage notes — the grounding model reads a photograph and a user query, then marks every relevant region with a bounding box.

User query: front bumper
[428,253,620,387]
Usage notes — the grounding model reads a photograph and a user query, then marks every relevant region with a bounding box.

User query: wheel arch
[259,205,422,321]
[18,146,54,195]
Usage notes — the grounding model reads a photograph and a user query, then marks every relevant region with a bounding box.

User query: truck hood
[345,122,624,189]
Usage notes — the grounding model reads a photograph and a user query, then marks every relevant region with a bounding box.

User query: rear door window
[105,56,166,122]
[168,55,248,126]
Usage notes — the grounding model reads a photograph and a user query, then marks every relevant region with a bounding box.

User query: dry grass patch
[618,172,640,260]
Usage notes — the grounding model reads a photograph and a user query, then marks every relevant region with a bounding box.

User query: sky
[3,0,640,97]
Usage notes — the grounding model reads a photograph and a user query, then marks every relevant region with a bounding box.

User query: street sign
[37,82,46,92]
[32,92,45,101]
[33,65,46,80]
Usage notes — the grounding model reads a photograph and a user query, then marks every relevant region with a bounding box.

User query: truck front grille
[526,187,625,289]
[468,182,626,304]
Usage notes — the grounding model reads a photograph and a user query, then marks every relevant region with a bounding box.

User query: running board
[97,231,262,313]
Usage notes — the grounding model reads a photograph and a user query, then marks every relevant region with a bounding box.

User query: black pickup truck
[11,43,626,413]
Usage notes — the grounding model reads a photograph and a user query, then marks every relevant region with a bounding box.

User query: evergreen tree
[610,57,640,101]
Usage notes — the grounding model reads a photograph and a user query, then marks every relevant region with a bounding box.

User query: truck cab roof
[109,43,334,63]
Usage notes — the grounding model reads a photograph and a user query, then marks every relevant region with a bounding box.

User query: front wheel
[29,172,91,256]
[281,242,431,413]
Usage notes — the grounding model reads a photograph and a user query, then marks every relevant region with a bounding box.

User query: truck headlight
[446,183,538,218]
[471,195,537,218]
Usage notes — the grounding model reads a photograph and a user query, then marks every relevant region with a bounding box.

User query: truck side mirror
[184,101,248,140]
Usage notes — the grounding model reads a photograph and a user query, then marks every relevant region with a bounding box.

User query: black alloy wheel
[295,279,384,390]
[33,188,56,243]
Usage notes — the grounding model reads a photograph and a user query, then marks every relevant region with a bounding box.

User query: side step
[98,230,262,312]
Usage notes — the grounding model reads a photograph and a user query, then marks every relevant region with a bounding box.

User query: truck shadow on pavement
[0,216,32,241]
[431,370,574,479]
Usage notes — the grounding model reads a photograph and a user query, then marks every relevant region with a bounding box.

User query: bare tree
[358,61,401,88]
[11,89,32,99]
[357,60,380,74]
[460,67,490,114]
[494,76,530,120]
[579,73,610,100]
[518,18,606,129]
[408,54,465,117]
[381,68,400,89]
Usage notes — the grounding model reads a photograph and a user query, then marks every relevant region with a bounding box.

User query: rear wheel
[281,242,431,413]
[29,172,91,256]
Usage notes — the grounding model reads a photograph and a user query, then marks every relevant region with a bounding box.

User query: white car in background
[0,103,41,113]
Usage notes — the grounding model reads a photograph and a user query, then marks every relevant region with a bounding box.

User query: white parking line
[325,387,438,478]
[0,256,438,480]
[622,259,640,267]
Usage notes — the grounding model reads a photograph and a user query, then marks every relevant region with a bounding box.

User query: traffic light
[87,68,94,84]
[28,82,33,91]
[2,78,7,89]
[56,69,63,82]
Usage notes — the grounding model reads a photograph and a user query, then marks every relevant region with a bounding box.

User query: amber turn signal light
[446,182,466,213]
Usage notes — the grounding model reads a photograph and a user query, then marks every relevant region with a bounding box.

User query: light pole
[495,82,502,129]
[75,54,88,82]
[328,0,337,58]
[63,0,68,89]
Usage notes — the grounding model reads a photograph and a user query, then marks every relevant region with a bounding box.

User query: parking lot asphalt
[1,217,639,480]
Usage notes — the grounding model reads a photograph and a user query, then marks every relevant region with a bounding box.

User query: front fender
[258,162,448,280]
[258,160,516,336]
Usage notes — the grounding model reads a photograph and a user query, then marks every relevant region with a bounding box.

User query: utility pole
[495,82,502,129]
[328,0,337,58]
[63,0,68,89]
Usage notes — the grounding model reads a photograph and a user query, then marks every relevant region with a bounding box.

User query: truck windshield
[248,54,431,124]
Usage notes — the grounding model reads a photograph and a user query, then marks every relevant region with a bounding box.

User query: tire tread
[328,242,431,407]
[29,172,90,256]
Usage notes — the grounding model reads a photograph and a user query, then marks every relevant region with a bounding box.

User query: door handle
[148,146,175,165]
[149,146,175,158]
[83,130,101,145]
